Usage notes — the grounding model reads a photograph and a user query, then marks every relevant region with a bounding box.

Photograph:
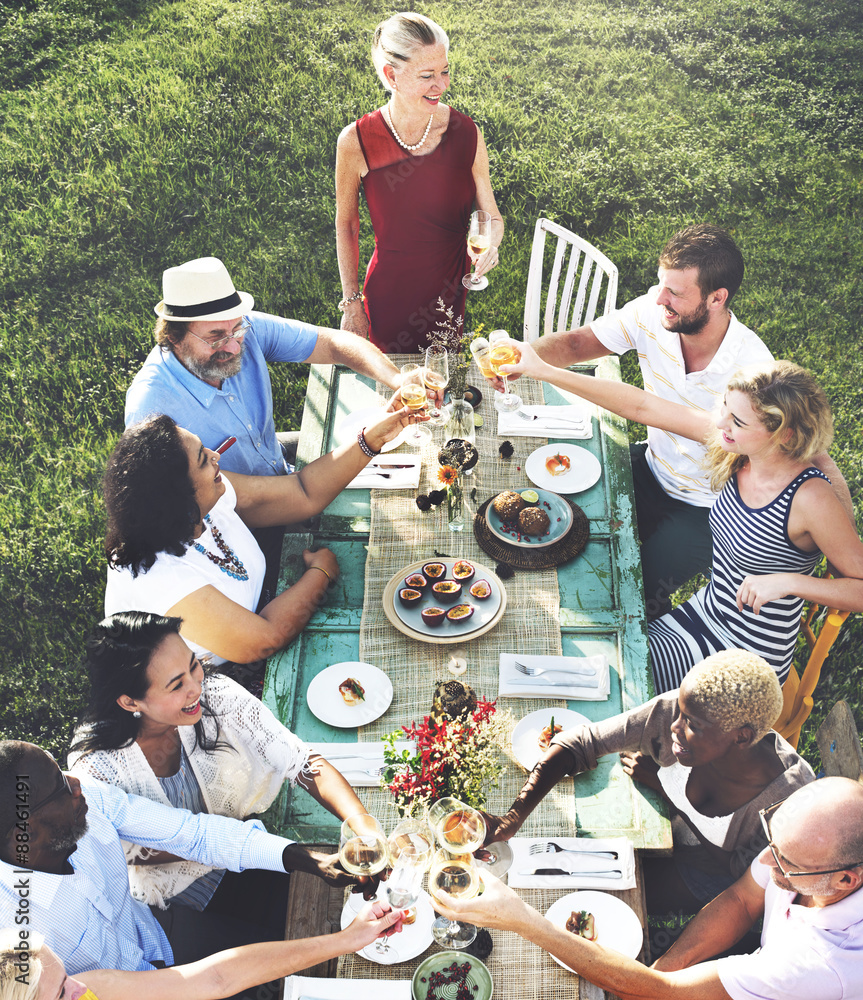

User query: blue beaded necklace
[193,515,249,581]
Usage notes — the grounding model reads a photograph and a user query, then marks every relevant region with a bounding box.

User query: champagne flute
[488,332,523,414]
[428,848,480,948]
[400,363,432,443]
[428,797,487,854]
[339,814,388,910]
[462,210,492,290]
[423,346,449,425]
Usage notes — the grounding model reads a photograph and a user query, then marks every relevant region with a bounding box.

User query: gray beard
[183,343,245,382]
[49,817,88,854]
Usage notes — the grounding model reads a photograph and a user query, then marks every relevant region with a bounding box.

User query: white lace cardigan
[68,673,313,908]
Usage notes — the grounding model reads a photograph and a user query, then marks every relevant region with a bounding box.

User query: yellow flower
[438,465,459,486]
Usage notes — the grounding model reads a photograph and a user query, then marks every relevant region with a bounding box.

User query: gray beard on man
[184,342,246,382]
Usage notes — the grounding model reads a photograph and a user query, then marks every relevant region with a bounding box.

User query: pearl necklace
[383,104,434,151]
[193,515,249,581]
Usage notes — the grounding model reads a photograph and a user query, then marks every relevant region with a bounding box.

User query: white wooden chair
[523,219,619,343]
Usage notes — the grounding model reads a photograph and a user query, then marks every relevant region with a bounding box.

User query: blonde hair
[706,360,833,491]
[371,12,449,91]
[684,650,784,741]
[0,930,43,1000]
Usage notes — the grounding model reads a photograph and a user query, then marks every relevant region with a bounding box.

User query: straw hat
[154,257,254,322]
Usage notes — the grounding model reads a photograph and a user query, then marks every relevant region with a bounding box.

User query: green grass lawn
[1,0,861,763]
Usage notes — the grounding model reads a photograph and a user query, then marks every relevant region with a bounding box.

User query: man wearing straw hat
[125,256,404,587]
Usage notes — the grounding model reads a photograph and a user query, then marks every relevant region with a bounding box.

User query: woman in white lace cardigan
[68,611,371,916]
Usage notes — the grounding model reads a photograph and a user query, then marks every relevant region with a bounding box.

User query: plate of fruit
[382,558,507,644]
[485,488,573,548]
[524,443,602,494]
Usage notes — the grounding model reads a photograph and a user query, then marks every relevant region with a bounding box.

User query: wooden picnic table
[264,357,672,998]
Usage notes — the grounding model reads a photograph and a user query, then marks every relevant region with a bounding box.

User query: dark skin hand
[618,750,662,792]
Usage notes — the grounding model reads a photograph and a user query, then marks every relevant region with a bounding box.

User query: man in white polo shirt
[519,224,848,618]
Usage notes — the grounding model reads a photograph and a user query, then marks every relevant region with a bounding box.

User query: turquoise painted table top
[264,359,671,854]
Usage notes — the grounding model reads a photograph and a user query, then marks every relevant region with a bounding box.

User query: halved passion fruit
[446,603,475,623]
[422,562,447,582]
[404,572,428,592]
[421,606,446,627]
[451,560,475,582]
[432,579,462,603]
[398,588,423,607]
[469,579,492,600]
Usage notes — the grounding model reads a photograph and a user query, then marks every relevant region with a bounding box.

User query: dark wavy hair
[658,224,745,303]
[70,612,227,759]
[104,414,199,577]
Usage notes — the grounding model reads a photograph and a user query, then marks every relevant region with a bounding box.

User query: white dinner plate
[337,407,412,453]
[544,891,643,968]
[511,707,591,771]
[306,662,393,728]
[525,443,602,494]
[340,890,435,965]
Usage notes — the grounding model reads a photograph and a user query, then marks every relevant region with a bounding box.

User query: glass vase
[443,393,476,446]
[447,480,465,532]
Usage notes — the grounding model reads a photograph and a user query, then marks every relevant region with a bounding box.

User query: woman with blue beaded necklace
[103,408,416,670]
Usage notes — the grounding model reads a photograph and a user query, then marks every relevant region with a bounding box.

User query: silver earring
[133,711,141,719]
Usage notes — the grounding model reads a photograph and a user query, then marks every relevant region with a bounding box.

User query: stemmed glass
[488,329,523,414]
[400,363,432,443]
[423,346,449,425]
[428,796,487,854]
[339,814,389,912]
[462,210,492,290]
[376,846,428,958]
[428,848,480,948]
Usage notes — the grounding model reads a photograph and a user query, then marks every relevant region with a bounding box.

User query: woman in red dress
[336,13,504,354]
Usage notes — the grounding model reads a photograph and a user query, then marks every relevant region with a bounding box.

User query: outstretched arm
[504,340,714,442]
[306,326,401,392]
[81,901,405,1000]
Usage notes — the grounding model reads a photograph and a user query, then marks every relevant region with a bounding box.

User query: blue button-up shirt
[0,776,291,975]
[124,312,319,476]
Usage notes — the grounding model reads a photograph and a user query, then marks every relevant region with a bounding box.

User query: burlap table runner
[339,357,584,996]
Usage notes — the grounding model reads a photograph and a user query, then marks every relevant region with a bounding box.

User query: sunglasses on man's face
[3,770,74,841]
[759,800,863,879]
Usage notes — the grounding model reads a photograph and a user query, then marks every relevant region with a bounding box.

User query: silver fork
[528,841,618,860]
[515,410,585,425]
[514,660,596,678]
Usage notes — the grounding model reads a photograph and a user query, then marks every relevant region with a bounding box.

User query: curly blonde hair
[684,650,784,741]
[0,930,42,1000]
[706,360,833,491]
[371,12,449,91]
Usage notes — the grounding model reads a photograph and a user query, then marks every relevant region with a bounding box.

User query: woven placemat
[472,496,589,570]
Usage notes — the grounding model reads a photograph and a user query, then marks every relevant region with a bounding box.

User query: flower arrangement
[381,695,509,816]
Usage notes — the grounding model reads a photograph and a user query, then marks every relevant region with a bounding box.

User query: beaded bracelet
[357,428,380,458]
[338,291,365,312]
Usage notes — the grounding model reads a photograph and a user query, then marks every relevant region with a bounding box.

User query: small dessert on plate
[538,716,563,751]
[566,910,597,941]
[545,452,572,477]
[492,490,525,520]
[519,506,550,535]
[338,677,366,706]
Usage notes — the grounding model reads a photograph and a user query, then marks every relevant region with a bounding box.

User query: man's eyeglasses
[2,770,73,840]
[759,800,863,879]
[187,320,251,352]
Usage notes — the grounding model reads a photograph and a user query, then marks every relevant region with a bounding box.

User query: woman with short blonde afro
[481,648,815,915]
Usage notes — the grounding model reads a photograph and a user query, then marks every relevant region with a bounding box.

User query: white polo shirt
[590,290,773,506]
[718,858,863,1000]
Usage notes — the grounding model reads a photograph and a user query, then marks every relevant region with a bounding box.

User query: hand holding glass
[487,333,523,414]
[400,363,432,443]
[423,346,449,425]
[462,211,492,291]
[428,848,480,948]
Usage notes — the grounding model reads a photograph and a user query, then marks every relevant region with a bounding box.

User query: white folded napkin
[307,741,415,787]
[498,653,610,701]
[285,976,411,1000]
[507,835,636,890]
[497,404,592,439]
[346,457,422,490]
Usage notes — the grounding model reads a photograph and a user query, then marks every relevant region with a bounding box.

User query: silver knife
[519,868,622,878]
[509,677,601,689]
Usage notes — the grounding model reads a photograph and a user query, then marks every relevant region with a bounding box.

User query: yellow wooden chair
[775,591,851,749]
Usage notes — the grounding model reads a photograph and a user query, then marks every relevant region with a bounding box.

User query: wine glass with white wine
[487,330,523,414]
[423,346,449,425]
[339,814,389,911]
[428,796,487,854]
[428,848,480,948]
[462,210,492,290]
[400,362,432,443]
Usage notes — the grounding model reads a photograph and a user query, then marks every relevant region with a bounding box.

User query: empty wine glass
[428,848,479,948]
[487,331,523,414]
[462,211,492,290]
[375,846,427,957]
[423,346,449,425]
[400,363,432,443]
